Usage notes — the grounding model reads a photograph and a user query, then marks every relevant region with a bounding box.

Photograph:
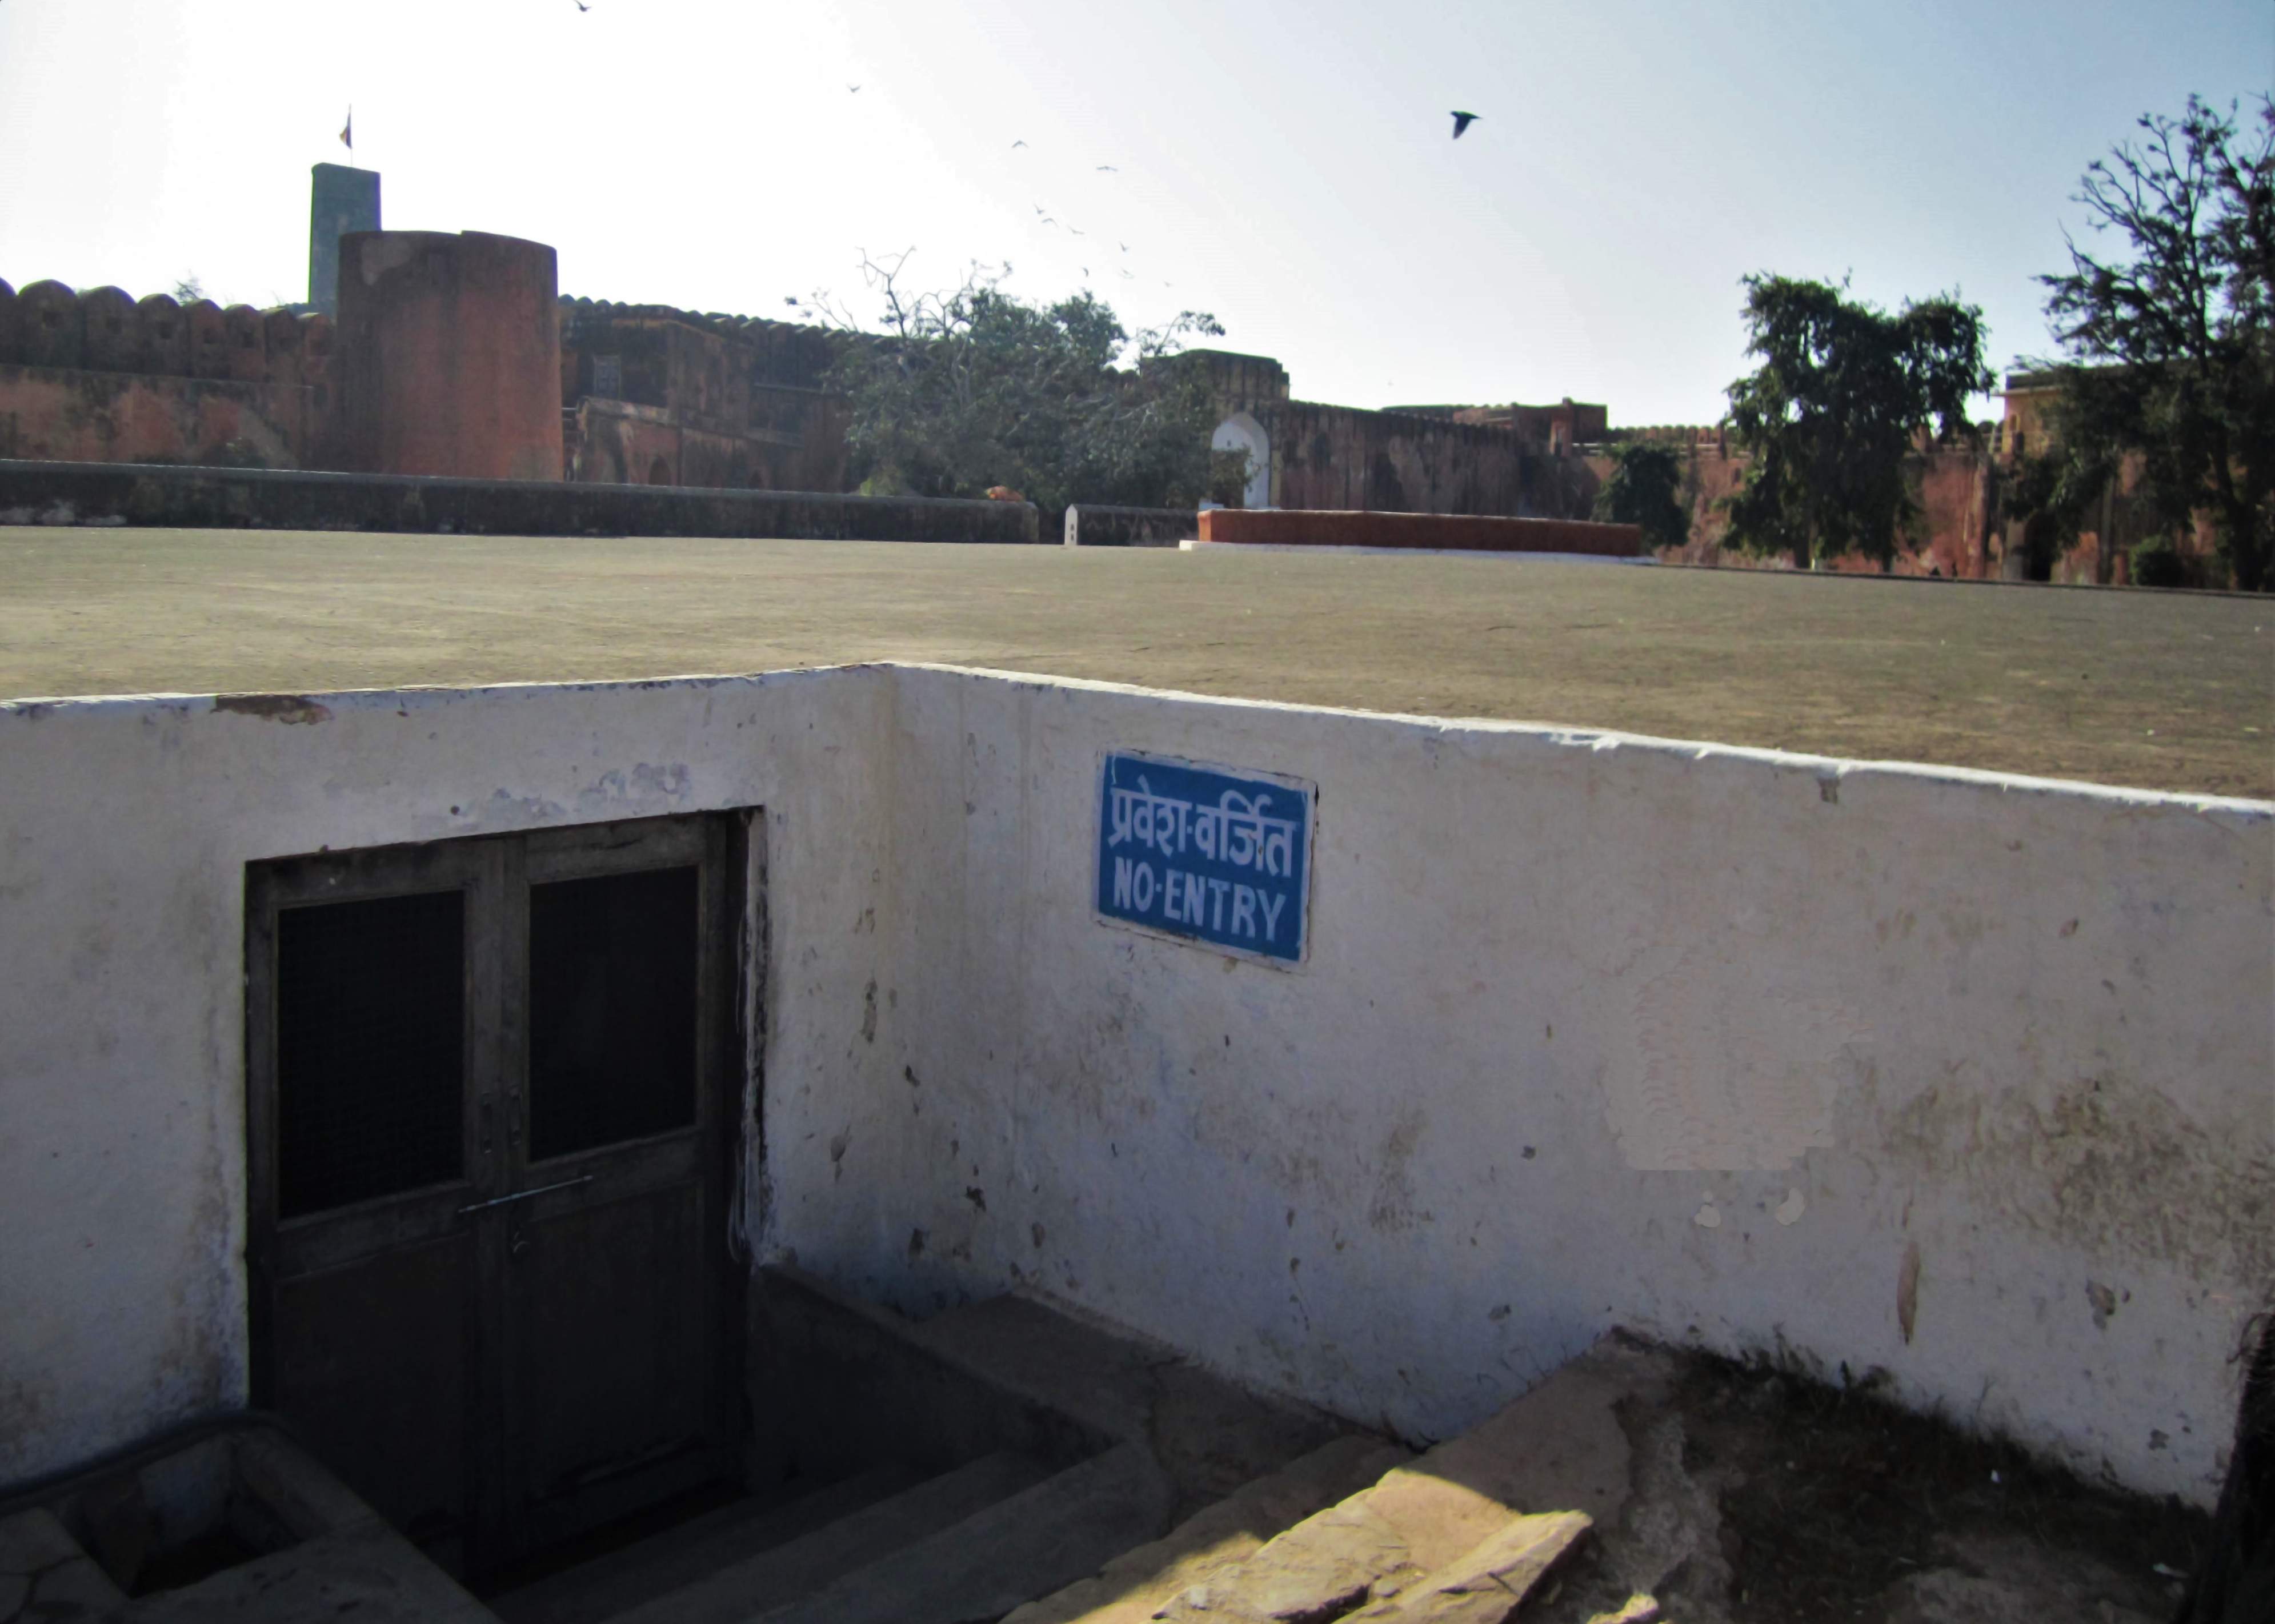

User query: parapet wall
[2,665,2265,1509]
[0,458,1043,542]
[1064,504,1194,547]
[810,666,2273,1506]
[0,279,333,391]
[1196,507,1642,554]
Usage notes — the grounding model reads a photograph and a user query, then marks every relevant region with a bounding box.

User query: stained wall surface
[0,669,895,1487]
[778,665,2273,1506]
[1,664,2266,1514]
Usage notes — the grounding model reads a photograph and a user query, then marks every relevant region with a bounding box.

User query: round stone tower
[334,231,563,481]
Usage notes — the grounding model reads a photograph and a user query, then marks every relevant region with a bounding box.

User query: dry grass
[1,528,2268,798]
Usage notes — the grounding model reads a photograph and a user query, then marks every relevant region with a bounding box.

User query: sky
[0,0,2268,425]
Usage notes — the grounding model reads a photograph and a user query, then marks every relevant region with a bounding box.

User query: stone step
[599,1450,1050,1624]
[488,1462,922,1624]
[910,1293,1351,1513]
[751,1442,1174,1624]
[1004,1433,1415,1624]
[0,1505,130,1620]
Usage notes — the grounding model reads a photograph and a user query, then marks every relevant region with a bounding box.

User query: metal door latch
[455,1174,594,1216]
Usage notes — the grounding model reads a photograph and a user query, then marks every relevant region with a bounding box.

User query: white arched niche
[1210,412,1271,509]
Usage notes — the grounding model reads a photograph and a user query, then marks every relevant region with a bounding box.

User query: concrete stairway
[490,1434,1422,1624]
[491,1446,1170,1624]
[485,1278,1393,1624]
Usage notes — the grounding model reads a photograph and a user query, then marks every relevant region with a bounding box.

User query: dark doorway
[647,458,672,486]
[245,814,748,1581]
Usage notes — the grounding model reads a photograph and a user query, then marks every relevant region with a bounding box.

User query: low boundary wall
[830,666,2272,1506]
[1064,505,1194,548]
[2,664,2266,1509]
[1197,508,1641,555]
[0,459,1043,543]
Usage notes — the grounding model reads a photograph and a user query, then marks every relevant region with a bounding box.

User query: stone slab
[1351,1511,1592,1622]
[1004,1435,1411,1624]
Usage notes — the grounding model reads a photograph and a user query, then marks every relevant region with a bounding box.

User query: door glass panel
[277,890,466,1218]
[528,866,699,1161]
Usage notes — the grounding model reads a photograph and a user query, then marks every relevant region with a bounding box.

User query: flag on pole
[339,108,353,153]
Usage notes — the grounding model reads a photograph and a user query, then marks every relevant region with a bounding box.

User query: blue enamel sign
[1095,753,1312,963]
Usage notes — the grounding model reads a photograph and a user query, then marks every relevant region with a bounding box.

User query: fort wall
[0,279,331,467]
[559,300,850,491]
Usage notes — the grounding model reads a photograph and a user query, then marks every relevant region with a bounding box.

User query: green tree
[2010,96,2274,591]
[1723,275,1992,571]
[819,252,1226,514]
[1592,440,1692,552]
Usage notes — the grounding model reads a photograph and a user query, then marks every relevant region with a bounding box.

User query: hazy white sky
[0,0,2268,423]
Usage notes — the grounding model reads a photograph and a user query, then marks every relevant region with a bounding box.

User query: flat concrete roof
[3,527,2268,799]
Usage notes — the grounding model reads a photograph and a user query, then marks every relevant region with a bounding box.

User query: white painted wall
[4,660,2267,1510]
[0,669,896,1486]
[1211,414,1272,509]
[775,665,2273,1505]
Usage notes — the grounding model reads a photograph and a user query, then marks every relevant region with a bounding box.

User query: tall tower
[333,230,564,482]
[308,164,381,318]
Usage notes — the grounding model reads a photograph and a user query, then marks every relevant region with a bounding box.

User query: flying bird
[1450,110,1479,138]
[848,83,861,93]
[1012,140,1027,149]
[572,0,588,11]
[784,296,799,307]
[1096,165,1117,172]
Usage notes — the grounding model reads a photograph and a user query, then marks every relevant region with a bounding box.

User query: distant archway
[1210,413,1270,509]
[648,458,672,487]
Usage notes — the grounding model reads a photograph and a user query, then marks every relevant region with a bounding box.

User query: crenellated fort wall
[0,279,334,468]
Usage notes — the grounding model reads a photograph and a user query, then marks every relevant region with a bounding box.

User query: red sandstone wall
[334,232,563,482]
[1582,439,2002,579]
[556,302,852,492]
[0,368,312,467]
[1260,401,1552,517]
[0,278,330,467]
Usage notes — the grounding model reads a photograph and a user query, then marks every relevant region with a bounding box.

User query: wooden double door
[246,814,746,1579]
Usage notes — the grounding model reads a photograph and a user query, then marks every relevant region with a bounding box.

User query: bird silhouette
[1096,165,1117,173]
[848,83,862,93]
[1450,110,1479,138]
[572,0,589,11]
[1012,140,1027,149]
